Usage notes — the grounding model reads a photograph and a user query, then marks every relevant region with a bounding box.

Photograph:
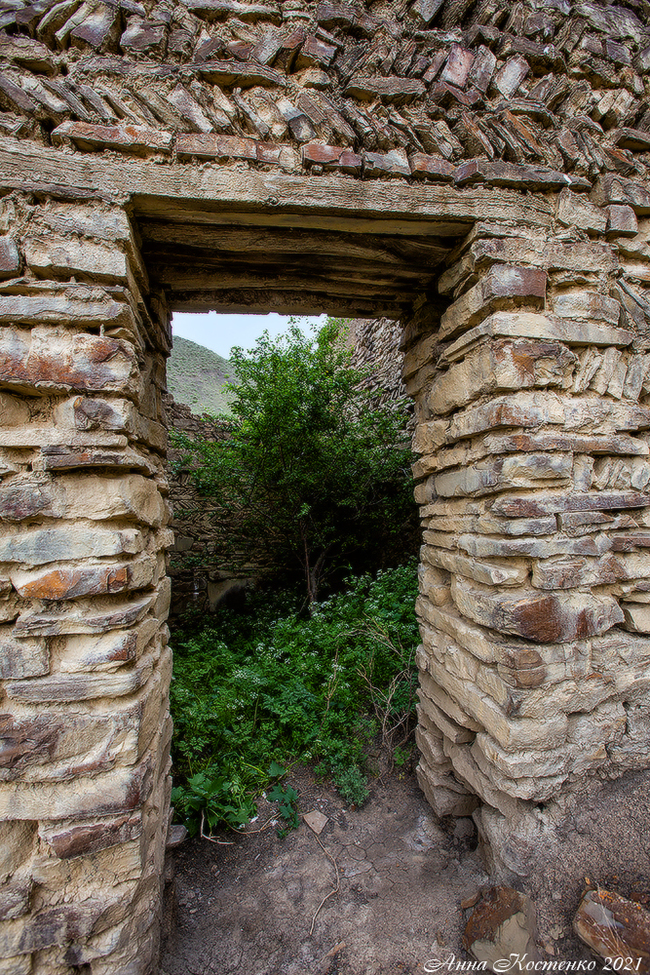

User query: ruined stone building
[0,0,648,970]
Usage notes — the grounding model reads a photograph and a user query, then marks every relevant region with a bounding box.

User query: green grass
[168,336,237,416]
[169,564,419,836]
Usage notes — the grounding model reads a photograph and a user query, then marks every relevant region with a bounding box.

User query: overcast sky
[172,311,325,359]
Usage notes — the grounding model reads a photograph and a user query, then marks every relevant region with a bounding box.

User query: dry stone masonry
[0,0,647,970]
[0,193,173,974]
[407,218,650,878]
[165,397,263,616]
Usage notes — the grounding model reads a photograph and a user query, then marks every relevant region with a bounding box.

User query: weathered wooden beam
[0,136,554,237]
[159,268,417,299]
[139,221,450,265]
[146,253,439,284]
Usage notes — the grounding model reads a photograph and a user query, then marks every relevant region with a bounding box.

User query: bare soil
[160,768,490,975]
[160,767,650,975]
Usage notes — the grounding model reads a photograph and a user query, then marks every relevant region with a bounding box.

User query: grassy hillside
[168,336,236,416]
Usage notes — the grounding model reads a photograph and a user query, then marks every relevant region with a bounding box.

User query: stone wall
[345,317,408,408]
[406,216,650,878]
[164,396,258,616]
[0,193,173,974]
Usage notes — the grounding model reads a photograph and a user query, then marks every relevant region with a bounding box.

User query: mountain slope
[167,336,236,416]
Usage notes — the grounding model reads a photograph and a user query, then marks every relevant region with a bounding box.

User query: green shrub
[169,564,419,835]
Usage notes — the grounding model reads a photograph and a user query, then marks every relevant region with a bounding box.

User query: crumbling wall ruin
[164,398,255,617]
[0,0,647,970]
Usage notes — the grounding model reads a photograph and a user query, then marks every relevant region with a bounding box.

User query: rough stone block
[67,474,164,526]
[0,879,31,922]
[439,267,547,341]
[24,237,129,284]
[344,76,425,102]
[419,669,482,734]
[443,313,632,364]
[440,44,474,88]
[0,526,143,566]
[0,240,19,282]
[418,598,543,671]
[454,160,576,192]
[429,339,576,416]
[553,292,620,324]
[179,132,260,162]
[484,431,647,458]
[10,555,156,601]
[58,618,158,673]
[557,188,607,233]
[196,59,286,89]
[297,35,336,69]
[411,0,444,24]
[40,446,157,476]
[491,491,649,518]
[0,393,29,428]
[458,532,611,560]
[0,629,48,679]
[423,545,528,588]
[301,142,362,175]
[532,555,627,590]
[408,153,455,182]
[451,577,624,644]
[416,758,478,818]
[0,328,138,397]
[52,121,172,156]
[493,55,529,96]
[0,286,134,329]
[363,149,410,178]
[463,887,540,970]
[622,602,650,633]
[434,452,572,498]
[11,591,156,639]
[592,175,650,215]
[39,813,142,859]
[606,204,639,238]
[0,823,35,888]
[416,682,476,745]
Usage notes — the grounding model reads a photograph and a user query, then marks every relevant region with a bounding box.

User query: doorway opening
[162,308,426,858]
[131,192,466,973]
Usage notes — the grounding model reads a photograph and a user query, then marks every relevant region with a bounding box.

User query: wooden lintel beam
[0,136,554,240]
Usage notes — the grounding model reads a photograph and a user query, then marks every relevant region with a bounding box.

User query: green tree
[174,320,415,605]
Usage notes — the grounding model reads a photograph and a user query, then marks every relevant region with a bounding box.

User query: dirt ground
[159,767,600,975]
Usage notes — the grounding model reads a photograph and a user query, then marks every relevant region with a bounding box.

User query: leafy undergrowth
[169,565,419,838]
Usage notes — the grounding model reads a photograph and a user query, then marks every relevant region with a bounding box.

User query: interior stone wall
[163,398,255,617]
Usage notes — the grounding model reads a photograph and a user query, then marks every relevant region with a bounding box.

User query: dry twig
[309,832,341,936]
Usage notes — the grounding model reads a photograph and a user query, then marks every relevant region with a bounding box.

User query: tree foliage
[173,319,416,603]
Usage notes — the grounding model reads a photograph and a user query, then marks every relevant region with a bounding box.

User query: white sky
[172,311,325,359]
